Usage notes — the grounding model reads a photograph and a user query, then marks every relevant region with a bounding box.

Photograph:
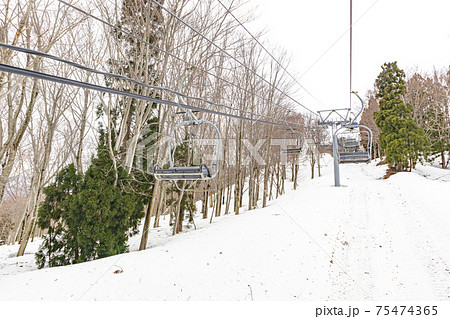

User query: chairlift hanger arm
[351,91,364,122]
[178,67,199,123]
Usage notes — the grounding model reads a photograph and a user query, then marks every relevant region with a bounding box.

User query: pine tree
[374,62,428,171]
[35,142,144,269]
[35,164,82,268]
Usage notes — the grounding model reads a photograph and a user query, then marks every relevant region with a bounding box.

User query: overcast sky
[246,0,450,116]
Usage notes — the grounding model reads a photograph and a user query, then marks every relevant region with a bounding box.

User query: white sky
[247,0,450,115]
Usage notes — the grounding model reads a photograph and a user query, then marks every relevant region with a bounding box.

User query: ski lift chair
[153,118,221,181]
[281,111,305,154]
[332,92,373,164]
[153,66,221,183]
[335,124,372,164]
[281,129,304,154]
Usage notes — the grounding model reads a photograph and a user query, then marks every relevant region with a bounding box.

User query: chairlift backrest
[281,129,304,154]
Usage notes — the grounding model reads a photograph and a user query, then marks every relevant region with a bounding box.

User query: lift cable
[350,0,353,107]
[216,0,325,109]
[299,0,379,80]
[0,62,313,130]
[0,42,303,127]
[150,0,319,117]
[57,0,313,121]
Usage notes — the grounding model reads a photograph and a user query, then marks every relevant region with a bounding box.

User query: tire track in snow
[391,185,450,300]
[366,175,449,300]
[327,167,375,300]
[369,183,408,299]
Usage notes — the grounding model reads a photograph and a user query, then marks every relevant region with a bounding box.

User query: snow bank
[1,155,449,300]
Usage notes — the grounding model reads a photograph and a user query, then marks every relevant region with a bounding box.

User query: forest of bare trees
[0,0,328,254]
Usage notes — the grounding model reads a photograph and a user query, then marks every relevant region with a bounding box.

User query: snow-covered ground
[0,155,449,301]
[414,162,450,182]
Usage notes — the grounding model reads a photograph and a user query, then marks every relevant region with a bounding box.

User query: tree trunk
[240,167,245,208]
[215,188,222,217]
[140,181,159,250]
[317,153,321,177]
[173,184,185,235]
[293,163,299,190]
[255,167,260,204]
[202,188,209,219]
[275,163,280,198]
[225,185,232,215]
[248,161,254,211]
[154,190,165,228]
[139,198,153,251]
[75,88,89,173]
[269,168,274,201]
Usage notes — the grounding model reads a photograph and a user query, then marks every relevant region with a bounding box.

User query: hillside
[0,157,449,301]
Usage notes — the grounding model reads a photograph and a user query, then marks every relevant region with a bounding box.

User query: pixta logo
[132,126,314,173]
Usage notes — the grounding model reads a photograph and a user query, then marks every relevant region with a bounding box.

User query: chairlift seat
[339,158,370,164]
[338,151,370,163]
[154,164,211,181]
[282,147,302,154]
[343,141,359,148]
[340,151,369,156]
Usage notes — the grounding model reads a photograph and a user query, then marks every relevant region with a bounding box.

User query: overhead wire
[0,63,313,130]
[350,0,353,107]
[0,42,303,127]
[149,0,319,117]
[216,0,325,110]
[57,0,310,124]
[299,0,379,80]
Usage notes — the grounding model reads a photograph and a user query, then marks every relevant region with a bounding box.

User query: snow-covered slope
[1,156,449,300]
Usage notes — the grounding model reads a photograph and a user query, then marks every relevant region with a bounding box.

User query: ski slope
[0,156,449,300]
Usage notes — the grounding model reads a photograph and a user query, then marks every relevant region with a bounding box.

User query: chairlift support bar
[153,67,221,188]
[178,66,200,124]
[281,111,305,154]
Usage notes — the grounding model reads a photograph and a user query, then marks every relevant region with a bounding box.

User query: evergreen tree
[374,62,429,171]
[35,142,144,269]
